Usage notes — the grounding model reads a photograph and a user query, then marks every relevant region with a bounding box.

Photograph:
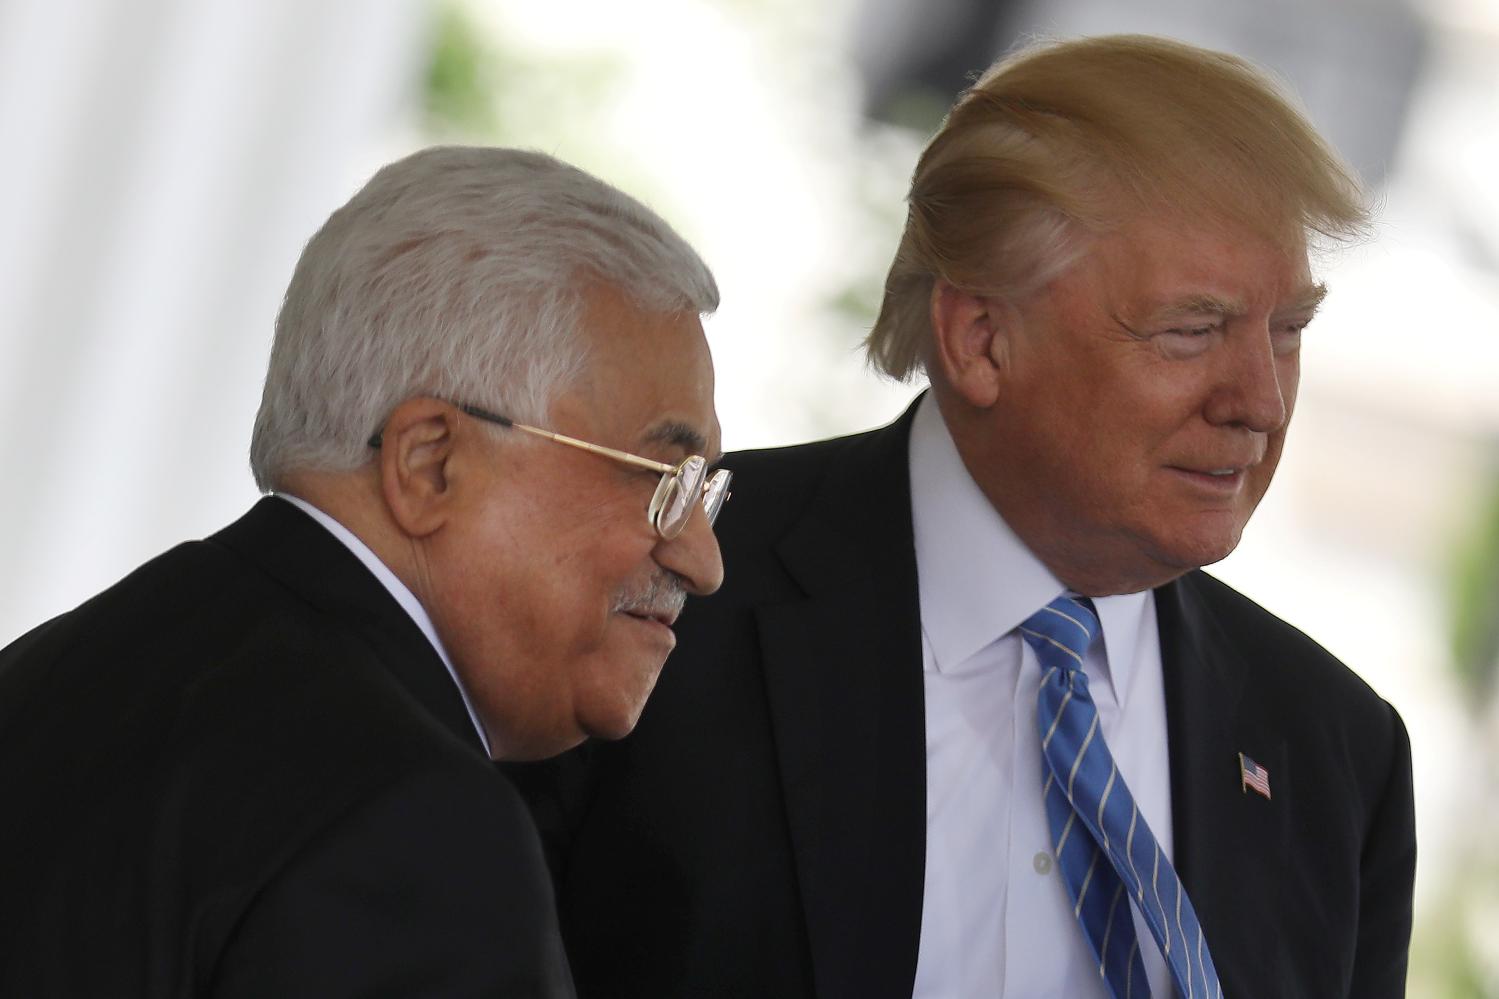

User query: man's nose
[1203,326,1292,433]
[655,504,725,596]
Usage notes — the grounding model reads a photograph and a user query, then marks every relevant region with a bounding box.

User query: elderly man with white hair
[0,145,727,997]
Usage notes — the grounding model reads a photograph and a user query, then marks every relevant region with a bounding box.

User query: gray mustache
[614,573,687,621]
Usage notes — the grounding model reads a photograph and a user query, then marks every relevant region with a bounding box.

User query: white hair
[249,145,719,490]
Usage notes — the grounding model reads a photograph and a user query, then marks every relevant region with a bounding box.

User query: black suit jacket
[515,401,1415,998]
[0,497,574,997]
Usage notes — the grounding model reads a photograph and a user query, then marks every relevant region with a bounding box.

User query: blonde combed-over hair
[866,34,1370,381]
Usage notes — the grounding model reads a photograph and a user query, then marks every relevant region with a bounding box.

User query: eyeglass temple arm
[459,403,677,475]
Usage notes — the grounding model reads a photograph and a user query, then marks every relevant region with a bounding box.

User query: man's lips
[1165,464,1252,491]
[619,609,679,652]
[620,606,680,629]
[1166,446,1263,479]
[1172,464,1248,475]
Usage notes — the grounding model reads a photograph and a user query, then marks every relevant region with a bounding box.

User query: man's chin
[578,664,665,741]
[580,706,647,743]
[1154,528,1244,575]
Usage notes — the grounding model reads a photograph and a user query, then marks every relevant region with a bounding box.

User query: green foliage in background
[1449,467,1499,703]
[1408,842,1499,998]
[426,2,497,135]
[421,0,687,247]
[422,0,625,150]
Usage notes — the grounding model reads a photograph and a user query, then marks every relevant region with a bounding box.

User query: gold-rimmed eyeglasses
[370,402,731,540]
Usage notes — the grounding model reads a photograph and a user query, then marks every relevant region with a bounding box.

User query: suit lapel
[211,497,488,757]
[756,405,928,999]
[1157,573,1290,990]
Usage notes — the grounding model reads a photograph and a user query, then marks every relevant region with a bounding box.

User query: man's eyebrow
[1149,295,1244,322]
[1277,282,1329,317]
[1142,282,1329,324]
[644,420,718,463]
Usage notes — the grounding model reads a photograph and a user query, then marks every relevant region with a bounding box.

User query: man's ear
[929,278,1012,409]
[377,398,462,538]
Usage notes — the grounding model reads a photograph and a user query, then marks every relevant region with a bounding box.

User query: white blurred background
[1,0,1496,992]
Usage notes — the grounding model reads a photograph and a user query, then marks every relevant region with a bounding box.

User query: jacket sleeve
[1348,701,1416,998]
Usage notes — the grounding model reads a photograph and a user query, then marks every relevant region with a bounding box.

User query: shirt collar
[275,493,492,756]
[907,394,1148,699]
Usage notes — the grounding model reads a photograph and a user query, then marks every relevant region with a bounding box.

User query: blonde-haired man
[520,36,1414,999]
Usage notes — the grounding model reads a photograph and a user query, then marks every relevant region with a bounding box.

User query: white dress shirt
[277,493,492,757]
[907,395,1174,998]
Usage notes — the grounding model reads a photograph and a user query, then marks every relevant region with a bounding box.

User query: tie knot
[1018,595,1098,674]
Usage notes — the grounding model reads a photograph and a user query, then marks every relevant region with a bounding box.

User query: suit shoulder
[0,531,492,891]
[1177,569,1396,718]
[0,539,265,732]
[715,420,910,541]
[2,537,286,663]
[724,425,887,487]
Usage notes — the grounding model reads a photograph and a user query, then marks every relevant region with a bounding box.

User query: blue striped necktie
[1021,595,1222,999]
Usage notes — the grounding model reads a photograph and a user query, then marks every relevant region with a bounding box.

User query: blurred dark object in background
[850,0,1428,189]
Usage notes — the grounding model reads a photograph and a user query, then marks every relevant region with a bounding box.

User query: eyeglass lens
[655,457,705,537]
[651,459,732,539]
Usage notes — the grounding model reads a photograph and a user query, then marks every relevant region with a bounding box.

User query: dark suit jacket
[0,497,574,997]
[513,401,1415,999]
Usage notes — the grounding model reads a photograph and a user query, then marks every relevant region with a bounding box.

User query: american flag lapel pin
[1239,752,1272,800]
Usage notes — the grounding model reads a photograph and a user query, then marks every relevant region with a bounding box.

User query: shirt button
[1033,851,1053,875]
